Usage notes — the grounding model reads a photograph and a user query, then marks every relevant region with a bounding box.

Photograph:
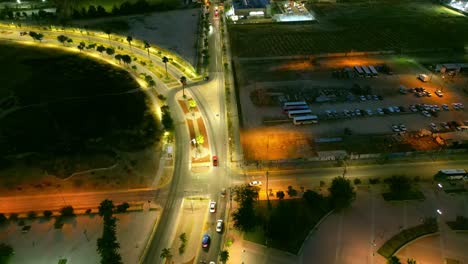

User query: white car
[422,110,431,117]
[209,201,216,213]
[429,123,438,131]
[442,104,449,111]
[376,108,384,115]
[216,220,224,233]
[435,90,443,97]
[366,109,373,116]
[391,124,400,132]
[399,124,407,132]
[249,181,262,186]
[359,95,366,101]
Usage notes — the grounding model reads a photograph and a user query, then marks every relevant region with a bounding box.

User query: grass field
[229,1,468,57]
[244,198,331,254]
[0,43,158,178]
[75,0,178,11]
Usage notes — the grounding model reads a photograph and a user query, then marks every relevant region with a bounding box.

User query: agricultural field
[229,1,468,57]
[0,43,160,193]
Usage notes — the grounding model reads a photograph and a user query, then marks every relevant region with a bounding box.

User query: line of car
[324,102,464,119]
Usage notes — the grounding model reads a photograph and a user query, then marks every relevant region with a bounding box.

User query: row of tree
[70,0,179,19]
[97,200,123,264]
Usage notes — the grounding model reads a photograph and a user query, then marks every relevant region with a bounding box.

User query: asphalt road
[0,188,159,214]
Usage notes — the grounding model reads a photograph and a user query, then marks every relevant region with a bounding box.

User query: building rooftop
[233,0,270,9]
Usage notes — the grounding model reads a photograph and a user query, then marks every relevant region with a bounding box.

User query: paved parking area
[0,210,159,264]
[300,184,468,264]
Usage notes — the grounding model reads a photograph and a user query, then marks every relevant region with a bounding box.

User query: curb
[296,210,334,256]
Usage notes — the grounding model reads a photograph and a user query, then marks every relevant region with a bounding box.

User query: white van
[418,74,430,82]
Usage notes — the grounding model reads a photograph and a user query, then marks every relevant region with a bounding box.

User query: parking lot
[237,54,467,159]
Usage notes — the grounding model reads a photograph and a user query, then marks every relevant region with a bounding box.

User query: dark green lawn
[229,1,468,57]
[244,198,332,254]
[0,43,158,176]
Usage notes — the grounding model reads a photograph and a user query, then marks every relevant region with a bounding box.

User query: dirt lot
[236,54,468,160]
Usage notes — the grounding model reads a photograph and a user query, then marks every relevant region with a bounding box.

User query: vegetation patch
[447,216,468,230]
[0,43,159,177]
[229,2,468,57]
[377,217,438,259]
[382,175,425,201]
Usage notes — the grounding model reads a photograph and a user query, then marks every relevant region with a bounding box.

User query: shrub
[27,211,36,219]
[60,206,75,217]
[116,202,130,213]
[43,210,53,218]
[353,178,361,185]
[85,209,92,214]
[0,213,7,225]
[369,178,380,184]
[9,213,18,221]
[54,217,64,229]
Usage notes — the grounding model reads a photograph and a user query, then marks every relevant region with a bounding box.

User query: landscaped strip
[377,218,438,259]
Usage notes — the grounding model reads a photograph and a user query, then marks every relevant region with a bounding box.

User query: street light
[437,183,443,188]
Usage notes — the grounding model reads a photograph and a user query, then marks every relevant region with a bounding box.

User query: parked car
[409,105,418,112]
[359,95,366,101]
[441,122,450,130]
[209,201,216,213]
[399,124,407,132]
[435,90,443,97]
[365,109,373,116]
[376,108,384,115]
[429,123,438,131]
[354,109,361,116]
[422,110,431,117]
[391,124,400,132]
[442,104,449,111]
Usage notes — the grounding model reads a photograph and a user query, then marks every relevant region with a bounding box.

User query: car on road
[391,124,400,132]
[216,220,224,233]
[249,181,262,187]
[435,90,443,97]
[209,201,216,213]
[212,156,218,167]
[202,234,211,248]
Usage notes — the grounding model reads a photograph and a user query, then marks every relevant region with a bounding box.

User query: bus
[283,105,309,113]
[369,65,378,76]
[354,66,364,76]
[438,169,467,180]
[283,101,307,108]
[361,65,371,77]
[288,109,312,118]
[293,115,318,125]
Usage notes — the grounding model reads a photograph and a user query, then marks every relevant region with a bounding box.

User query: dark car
[212,156,218,167]
[202,234,211,248]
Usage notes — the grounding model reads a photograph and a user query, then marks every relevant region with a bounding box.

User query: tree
[115,202,129,213]
[162,56,169,78]
[106,47,115,56]
[36,33,44,42]
[43,210,53,218]
[407,259,416,264]
[57,34,68,45]
[276,191,285,200]
[287,186,298,197]
[144,41,151,57]
[77,43,85,52]
[0,243,14,260]
[60,206,75,217]
[114,54,122,64]
[303,189,323,204]
[231,184,259,231]
[121,54,132,66]
[99,199,115,218]
[104,28,112,44]
[180,76,187,97]
[196,135,204,146]
[96,45,106,55]
[160,248,172,259]
[126,36,133,49]
[219,250,229,263]
[27,211,36,219]
[0,214,7,225]
[388,256,402,264]
[67,38,73,45]
[328,177,356,210]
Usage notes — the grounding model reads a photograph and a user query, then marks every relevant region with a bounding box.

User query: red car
[212,156,218,166]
